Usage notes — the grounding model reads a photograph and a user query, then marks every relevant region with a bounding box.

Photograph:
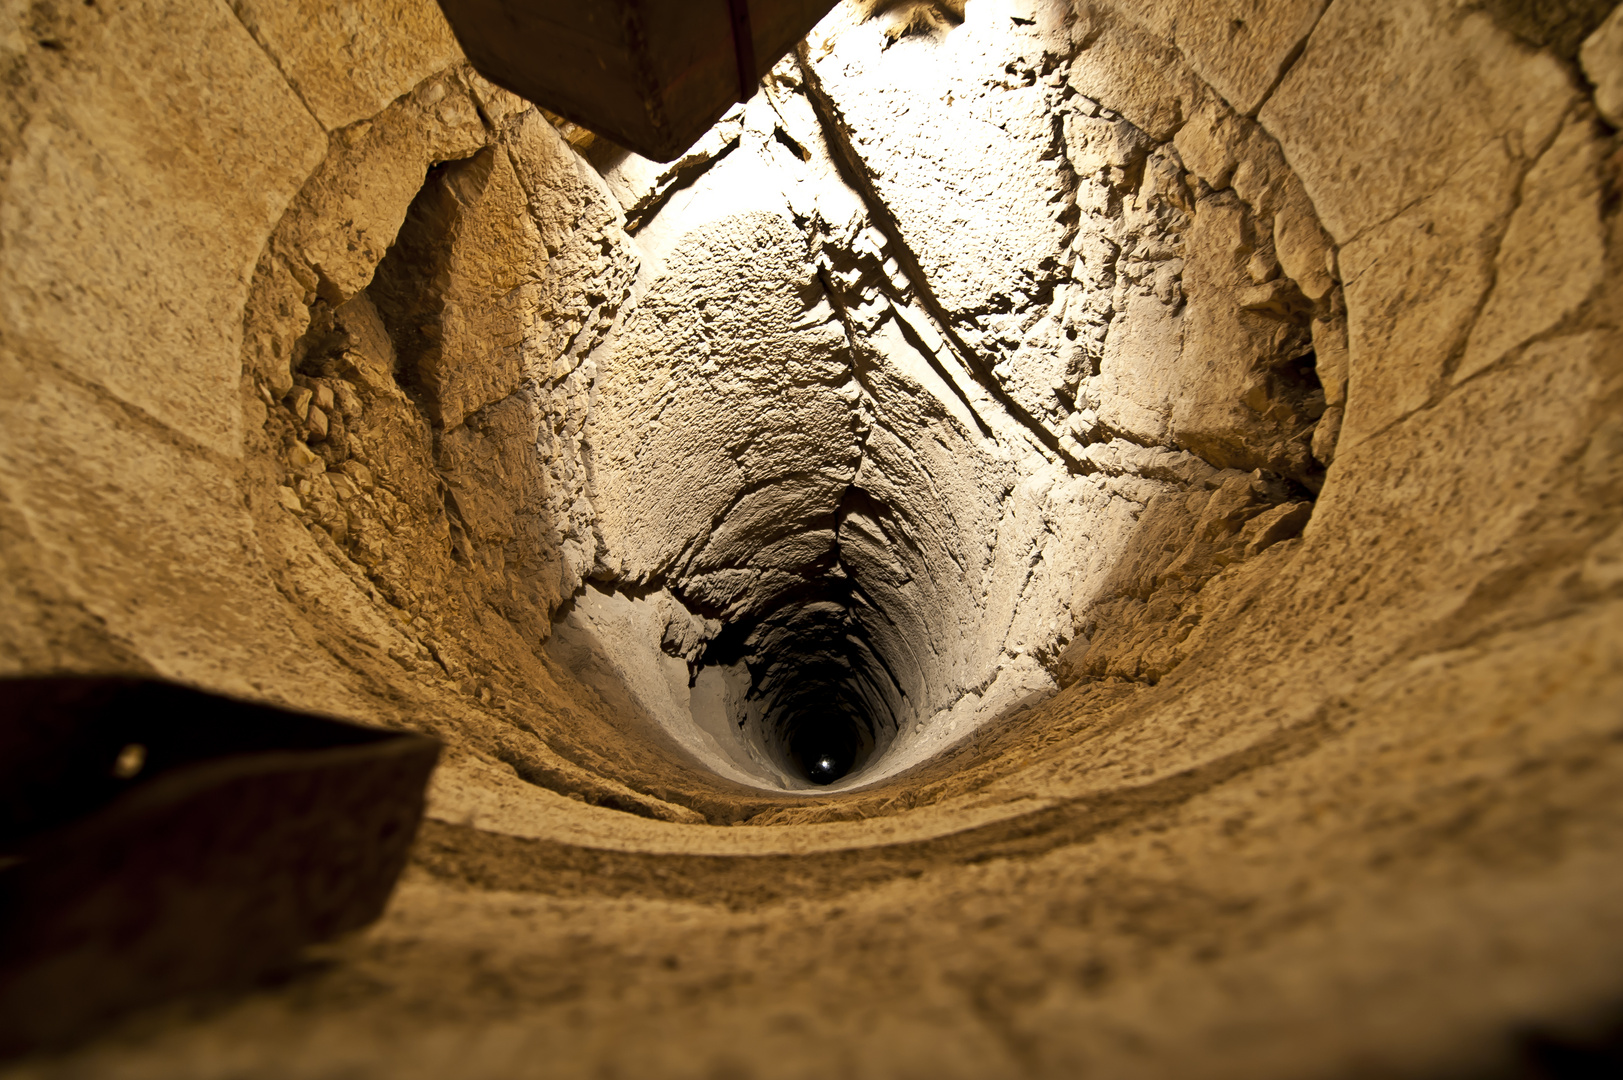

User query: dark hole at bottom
[787,713,864,785]
[1516,1012,1623,1079]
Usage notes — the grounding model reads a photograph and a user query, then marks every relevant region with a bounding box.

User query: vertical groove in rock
[795,41,1068,459]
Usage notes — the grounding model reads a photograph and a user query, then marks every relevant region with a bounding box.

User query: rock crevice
[560,1,1344,789]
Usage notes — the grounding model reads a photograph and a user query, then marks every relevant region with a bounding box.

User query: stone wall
[1,0,1621,1076]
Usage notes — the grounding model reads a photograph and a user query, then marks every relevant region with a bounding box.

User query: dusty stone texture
[1,0,327,457]
[790,0,1338,498]
[1335,140,1520,448]
[1457,109,1610,384]
[229,0,462,131]
[1103,0,1327,116]
[1260,0,1575,242]
[0,0,325,685]
[588,207,860,602]
[1584,4,1623,126]
[370,145,542,431]
[802,0,1085,439]
[1173,94,1335,301]
[239,68,491,399]
[0,0,745,829]
[228,56,739,821]
[1171,190,1320,481]
[1,0,1621,1077]
[1056,468,1310,685]
[1066,5,1205,142]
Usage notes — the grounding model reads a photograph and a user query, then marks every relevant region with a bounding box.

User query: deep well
[3,0,1622,1075]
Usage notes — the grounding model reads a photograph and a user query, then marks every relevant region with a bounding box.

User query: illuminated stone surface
[1,0,1620,1076]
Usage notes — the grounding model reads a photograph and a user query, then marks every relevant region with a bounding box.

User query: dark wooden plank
[0,677,440,1058]
[743,0,838,79]
[435,0,841,161]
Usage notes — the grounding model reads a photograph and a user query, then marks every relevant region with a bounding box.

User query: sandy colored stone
[1304,330,1604,662]
[437,392,562,637]
[1260,1,1574,241]
[1581,3,1623,127]
[1171,94,1244,188]
[1225,112,1296,224]
[1337,139,1520,450]
[274,71,490,305]
[1092,290,1182,443]
[0,0,326,456]
[1271,178,1333,299]
[2,1,1621,1077]
[369,145,542,431]
[1064,112,1151,176]
[1311,298,1348,405]
[240,70,492,399]
[1106,0,1327,115]
[1067,5,1205,142]
[0,349,318,688]
[589,208,858,596]
[581,55,1178,786]
[1171,191,1318,481]
[503,109,636,371]
[801,0,1080,434]
[230,0,464,131]
[1170,95,1335,302]
[1456,112,1609,384]
[1310,402,1342,465]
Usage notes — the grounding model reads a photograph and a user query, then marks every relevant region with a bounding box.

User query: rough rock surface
[1,0,1621,1077]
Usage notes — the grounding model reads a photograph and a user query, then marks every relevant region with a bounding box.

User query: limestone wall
[1,0,1621,1076]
